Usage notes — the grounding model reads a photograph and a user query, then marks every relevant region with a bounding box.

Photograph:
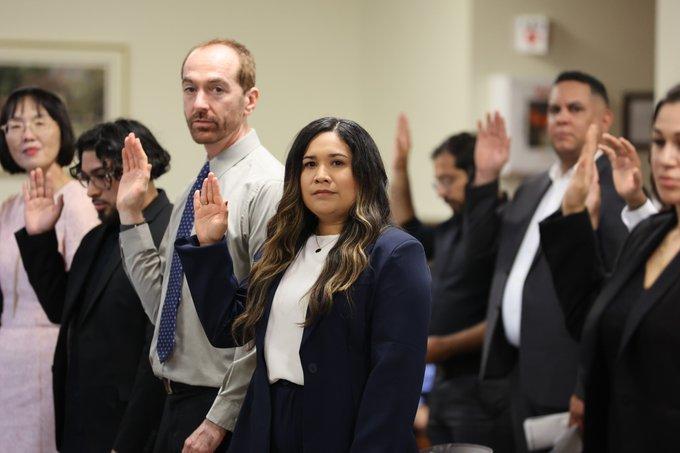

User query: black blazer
[15,191,171,452]
[541,209,680,452]
[472,157,627,408]
[176,226,431,452]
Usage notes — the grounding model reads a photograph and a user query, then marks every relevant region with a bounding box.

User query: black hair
[0,87,76,174]
[554,71,610,106]
[430,132,476,179]
[652,84,680,123]
[73,118,171,180]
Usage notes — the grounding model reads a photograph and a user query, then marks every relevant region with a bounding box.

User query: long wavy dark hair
[233,117,391,343]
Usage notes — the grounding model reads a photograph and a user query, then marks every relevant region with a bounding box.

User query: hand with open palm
[600,133,647,209]
[117,133,151,225]
[563,124,602,229]
[194,173,229,246]
[474,111,511,186]
[23,167,64,235]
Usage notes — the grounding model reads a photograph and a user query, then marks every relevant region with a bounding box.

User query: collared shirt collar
[548,150,603,182]
[208,129,261,178]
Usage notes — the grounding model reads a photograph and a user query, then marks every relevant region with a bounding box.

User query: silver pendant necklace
[313,235,333,253]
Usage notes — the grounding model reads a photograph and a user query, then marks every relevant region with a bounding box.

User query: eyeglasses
[432,177,457,191]
[69,166,114,190]
[0,118,53,137]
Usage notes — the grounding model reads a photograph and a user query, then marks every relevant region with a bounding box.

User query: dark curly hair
[72,118,171,180]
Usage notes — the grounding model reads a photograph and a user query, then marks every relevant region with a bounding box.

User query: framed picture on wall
[622,92,654,150]
[487,74,554,176]
[0,39,129,137]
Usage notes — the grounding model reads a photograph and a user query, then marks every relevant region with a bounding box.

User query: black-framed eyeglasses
[69,166,114,190]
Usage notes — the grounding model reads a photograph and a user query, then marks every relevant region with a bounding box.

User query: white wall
[0,0,657,222]
[0,0,366,202]
[656,0,680,97]
[0,0,474,221]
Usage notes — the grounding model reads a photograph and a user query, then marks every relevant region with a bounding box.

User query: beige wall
[656,0,680,97]
[472,0,655,133]
[0,0,657,222]
[0,0,472,222]
[0,0,366,203]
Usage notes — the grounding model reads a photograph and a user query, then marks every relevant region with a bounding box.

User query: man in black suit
[469,71,629,452]
[389,115,513,451]
[15,120,171,452]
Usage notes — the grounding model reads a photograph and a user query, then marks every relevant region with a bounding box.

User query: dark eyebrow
[329,153,349,158]
[566,102,585,108]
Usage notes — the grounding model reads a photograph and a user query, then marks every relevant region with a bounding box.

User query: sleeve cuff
[621,199,658,232]
[205,394,241,432]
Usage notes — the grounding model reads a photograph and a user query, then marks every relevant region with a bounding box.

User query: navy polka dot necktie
[156,161,210,363]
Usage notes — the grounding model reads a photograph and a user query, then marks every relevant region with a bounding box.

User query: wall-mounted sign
[514,15,550,55]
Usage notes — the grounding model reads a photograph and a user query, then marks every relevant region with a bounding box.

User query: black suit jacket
[175,227,432,453]
[15,191,171,452]
[473,157,627,408]
[541,209,680,452]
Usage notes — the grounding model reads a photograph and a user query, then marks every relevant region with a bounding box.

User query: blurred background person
[540,84,680,452]
[470,72,628,452]
[15,119,171,452]
[389,113,512,452]
[0,87,99,452]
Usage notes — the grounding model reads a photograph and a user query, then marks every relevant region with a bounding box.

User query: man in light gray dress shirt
[116,39,283,453]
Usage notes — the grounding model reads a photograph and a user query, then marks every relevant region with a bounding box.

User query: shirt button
[307,363,318,374]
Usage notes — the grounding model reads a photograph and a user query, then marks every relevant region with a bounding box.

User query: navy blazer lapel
[62,225,105,323]
[617,215,679,357]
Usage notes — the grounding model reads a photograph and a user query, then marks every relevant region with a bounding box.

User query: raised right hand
[393,113,412,172]
[117,133,151,225]
[194,173,229,245]
[473,111,510,185]
[23,167,64,235]
[600,133,647,209]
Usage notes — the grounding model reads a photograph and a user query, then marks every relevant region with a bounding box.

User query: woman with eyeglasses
[0,87,98,452]
[539,85,680,452]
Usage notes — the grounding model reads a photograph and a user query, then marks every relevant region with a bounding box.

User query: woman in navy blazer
[175,117,431,452]
[538,85,680,452]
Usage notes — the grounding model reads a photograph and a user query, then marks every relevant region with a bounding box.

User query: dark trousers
[427,374,514,453]
[270,379,304,453]
[153,383,230,453]
[509,367,567,453]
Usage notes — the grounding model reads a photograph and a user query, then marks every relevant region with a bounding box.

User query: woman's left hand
[193,173,229,245]
[563,123,601,229]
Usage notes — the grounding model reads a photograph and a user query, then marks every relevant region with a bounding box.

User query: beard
[185,107,245,145]
[97,204,119,224]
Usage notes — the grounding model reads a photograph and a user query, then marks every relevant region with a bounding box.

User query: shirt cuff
[621,199,658,231]
[205,394,241,432]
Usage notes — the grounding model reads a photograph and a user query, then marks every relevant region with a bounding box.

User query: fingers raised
[210,174,223,206]
[199,177,208,206]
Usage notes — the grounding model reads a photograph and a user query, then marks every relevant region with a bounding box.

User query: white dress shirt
[502,162,575,347]
[264,234,339,385]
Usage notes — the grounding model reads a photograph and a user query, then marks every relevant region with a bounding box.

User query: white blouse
[264,234,339,385]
